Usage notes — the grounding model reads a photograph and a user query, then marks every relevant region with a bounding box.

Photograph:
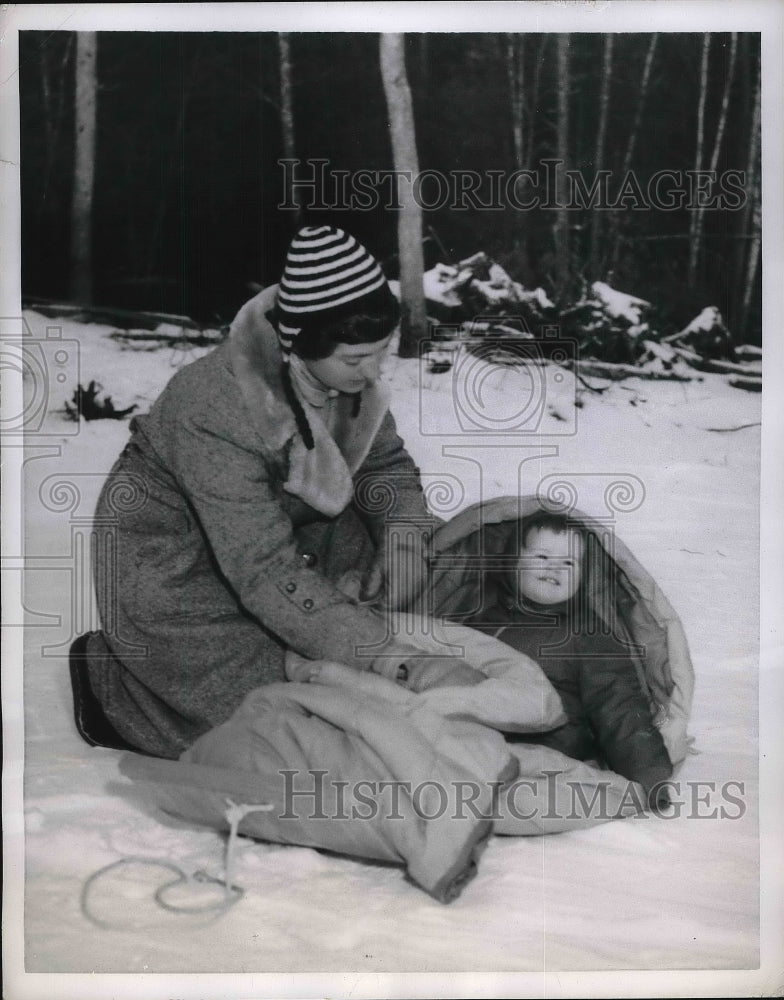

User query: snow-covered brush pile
[661,308,762,392]
[420,260,762,393]
[559,281,656,365]
[423,252,555,329]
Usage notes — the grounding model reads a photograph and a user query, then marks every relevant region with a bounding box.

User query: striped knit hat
[276,225,394,355]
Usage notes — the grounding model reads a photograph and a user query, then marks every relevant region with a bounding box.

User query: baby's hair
[518,510,582,549]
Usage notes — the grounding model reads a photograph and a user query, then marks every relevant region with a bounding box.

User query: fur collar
[227,285,390,516]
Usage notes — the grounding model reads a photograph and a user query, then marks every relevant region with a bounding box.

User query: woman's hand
[361,534,432,610]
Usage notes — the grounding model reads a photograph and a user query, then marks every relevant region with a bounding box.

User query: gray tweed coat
[86,287,432,758]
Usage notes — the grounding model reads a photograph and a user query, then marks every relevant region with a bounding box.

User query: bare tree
[589,34,613,278]
[379,33,427,357]
[524,35,548,177]
[689,31,738,287]
[738,52,761,341]
[690,33,738,292]
[688,33,711,287]
[609,33,659,276]
[506,33,525,171]
[706,35,737,188]
[39,35,74,226]
[278,32,300,223]
[554,33,571,304]
[70,32,97,303]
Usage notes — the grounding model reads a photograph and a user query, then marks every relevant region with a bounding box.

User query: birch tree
[690,33,738,290]
[554,33,571,304]
[589,34,613,277]
[70,32,97,303]
[525,35,548,178]
[506,33,525,171]
[687,34,711,287]
[608,33,658,275]
[39,35,73,227]
[738,52,761,341]
[379,33,427,357]
[278,32,300,222]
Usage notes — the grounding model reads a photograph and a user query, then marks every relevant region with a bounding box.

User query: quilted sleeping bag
[120,496,694,902]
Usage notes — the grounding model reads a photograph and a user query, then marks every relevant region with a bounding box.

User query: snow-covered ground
[5,309,771,992]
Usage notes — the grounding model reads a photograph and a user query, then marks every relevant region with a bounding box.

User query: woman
[72,225,479,759]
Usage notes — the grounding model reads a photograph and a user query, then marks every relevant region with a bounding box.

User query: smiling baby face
[513,523,583,606]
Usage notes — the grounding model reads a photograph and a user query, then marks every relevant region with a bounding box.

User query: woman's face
[303,335,392,394]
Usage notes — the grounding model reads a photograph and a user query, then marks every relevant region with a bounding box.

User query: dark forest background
[19,31,761,342]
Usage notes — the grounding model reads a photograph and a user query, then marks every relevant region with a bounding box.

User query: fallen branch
[110,327,225,346]
[683,356,762,376]
[728,376,762,393]
[705,422,761,432]
[573,372,611,394]
[24,296,203,331]
[563,359,699,382]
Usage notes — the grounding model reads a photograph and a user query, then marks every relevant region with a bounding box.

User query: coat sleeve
[578,636,673,793]
[167,407,420,676]
[351,409,436,611]
[353,410,432,534]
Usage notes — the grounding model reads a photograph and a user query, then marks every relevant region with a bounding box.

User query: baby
[462,511,672,806]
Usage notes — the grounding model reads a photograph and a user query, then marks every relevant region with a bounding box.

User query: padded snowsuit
[461,595,673,794]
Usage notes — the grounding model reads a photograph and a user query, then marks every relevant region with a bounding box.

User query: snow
[521,285,555,311]
[423,263,464,308]
[679,306,725,336]
[8,309,770,989]
[591,281,651,325]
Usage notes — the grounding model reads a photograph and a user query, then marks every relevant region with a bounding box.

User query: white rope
[81,798,274,929]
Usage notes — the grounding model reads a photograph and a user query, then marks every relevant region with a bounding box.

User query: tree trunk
[609,33,658,276]
[379,33,427,358]
[506,33,525,171]
[554,33,571,304]
[707,34,738,177]
[736,49,761,340]
[525,35,548,175]
[688,33,711,287]
[278,32,300,224]
[69,32,97,304]
[39,35,74,227]
[739,174,761,343]
[418,33,430,93]
[146,46,202,281]
[589,34,613,278]
[691,33,738,293]
[505,33,527,258]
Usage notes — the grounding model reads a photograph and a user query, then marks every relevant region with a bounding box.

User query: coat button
[303,598,314,610]
[285,582,297,593]
[301,552,318,568]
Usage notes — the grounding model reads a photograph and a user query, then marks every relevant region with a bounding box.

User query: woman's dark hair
[282,299,400,362]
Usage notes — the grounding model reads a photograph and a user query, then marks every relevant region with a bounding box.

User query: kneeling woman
[77,226,456,758]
